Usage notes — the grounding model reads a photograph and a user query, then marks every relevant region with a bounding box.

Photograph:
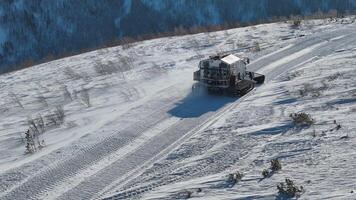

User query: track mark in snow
[258,41,327,75]
[252,44,294,63]
[274,56,319,79]
[98,94,257,199]
[329,34,348,41]
[38,117,181,200]
[0,93,182,200]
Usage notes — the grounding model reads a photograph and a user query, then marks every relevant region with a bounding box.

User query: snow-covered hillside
[0,17,355,200]
[133,36,356,200]
[1,0,356,73]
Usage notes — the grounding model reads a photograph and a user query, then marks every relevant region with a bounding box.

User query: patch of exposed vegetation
[262,159,282,178]
[227,171,244,186]
[277,178,304,198]
[290,112,315,127]
[297,82,328,98]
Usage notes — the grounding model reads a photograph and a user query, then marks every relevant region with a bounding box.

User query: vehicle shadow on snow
[168,93,236,118]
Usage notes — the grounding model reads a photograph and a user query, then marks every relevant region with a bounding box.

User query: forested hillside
[0,0,355,73]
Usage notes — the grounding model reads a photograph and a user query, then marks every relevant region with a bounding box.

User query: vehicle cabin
[194,54,248,89]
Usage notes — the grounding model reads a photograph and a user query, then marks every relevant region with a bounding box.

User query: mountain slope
[0,17,355,200]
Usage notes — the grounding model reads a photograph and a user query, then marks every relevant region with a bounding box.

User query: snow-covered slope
[2,0,356,73]
[133,37,356,200]
[0,17,355,199]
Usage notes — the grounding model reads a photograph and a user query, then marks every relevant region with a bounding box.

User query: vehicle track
[248,27,355,73]
[0,86,185,200]
[59,102,241,199]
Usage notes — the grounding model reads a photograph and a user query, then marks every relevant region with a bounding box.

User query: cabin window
[219,62,228,68]
[203,61,209,68]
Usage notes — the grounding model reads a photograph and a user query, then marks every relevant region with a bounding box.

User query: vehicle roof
[220,54,241,65]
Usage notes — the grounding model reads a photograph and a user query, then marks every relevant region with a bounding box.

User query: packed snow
[134,42,356,200]
[0,17,355,200]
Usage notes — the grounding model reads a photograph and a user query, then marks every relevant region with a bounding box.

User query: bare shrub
[271,159,282,171]
[94,60,119,75]
[26,115,46,153]
[36,115,45,134]
[46,113,58,127]
[36,92,48,107]
[327,72,343,81]
[64,67,82,80]
[66,121,77,129]
[252,41,261,52]
[24,129,36,153]
[80,88,91,107]
[62,85,72,102]
[290,112,315,127]
[322,120,342,135]
[176,190,193,199]
[28,116,44,135]
[290,16,303,28]
[120,87,140,101]
[293,19,302,27]
[227,171,244,185]
[283,71,302,81]
[262,159,282,178]
[277,179,304,198]
[120,37,136,49]
[46,106,65,127]
[334,120,341,131]
[298,82,328,98]
[9,92,24,108]
[262,169,269,178]
[119,56,134,71]
[54,106,65,124]
[94,61,106,75]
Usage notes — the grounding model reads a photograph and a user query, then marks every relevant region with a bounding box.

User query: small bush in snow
[290,17,302,28]
[26,116,46,153]
[119,56,134,71]
[62,85,73,102]
[277,178,304,198]
[176,190,193,199]
[64,67,82,80]
[298,82,327,98]
[293,19,302,27]
[28,115,45,135]
[94,61,119,75]
[252,41,261,52]
[283,71,302,81]
[290,112,315,127]
[54,106,65,124]
[327,72,343,81]
[227,171,244,185]
[262,169,269,178]
[46,106,65,127]
[9,92,24,108]
[271,159,282,171]
[333,120,342,131]
[36,92,48,107]
[262,159,282,178]
[80,88,91,107]
[24,129,36,154]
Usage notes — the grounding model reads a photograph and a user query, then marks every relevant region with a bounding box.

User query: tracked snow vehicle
[193,54,265,95]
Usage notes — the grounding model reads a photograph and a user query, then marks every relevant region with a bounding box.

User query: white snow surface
[0,18,355,200]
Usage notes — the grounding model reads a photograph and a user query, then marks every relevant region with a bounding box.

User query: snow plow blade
[253,73,265,84]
